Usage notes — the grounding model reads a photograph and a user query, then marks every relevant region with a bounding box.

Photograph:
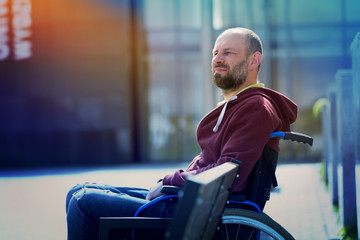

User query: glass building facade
[0,0,359,167]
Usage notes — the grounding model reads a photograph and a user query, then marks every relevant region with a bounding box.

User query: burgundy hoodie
[163,87,297,192]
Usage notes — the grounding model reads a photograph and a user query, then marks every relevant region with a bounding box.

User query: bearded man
[66,27,297,240]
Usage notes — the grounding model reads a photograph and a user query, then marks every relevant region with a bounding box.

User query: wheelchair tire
[218,208,295,240]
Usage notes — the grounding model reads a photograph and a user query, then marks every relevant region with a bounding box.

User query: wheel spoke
[225,223,230,240]
[234,224,241,240]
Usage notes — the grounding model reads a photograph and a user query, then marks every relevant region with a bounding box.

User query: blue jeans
[66,183,176,240]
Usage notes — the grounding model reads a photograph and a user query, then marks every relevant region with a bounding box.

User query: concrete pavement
[0,162,342,240]
[265,163,342,240]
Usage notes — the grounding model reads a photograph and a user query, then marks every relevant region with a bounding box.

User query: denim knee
[65,183,93,213]
[66,188,95,240]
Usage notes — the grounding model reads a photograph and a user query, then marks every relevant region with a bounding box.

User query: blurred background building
[0,0,359,168]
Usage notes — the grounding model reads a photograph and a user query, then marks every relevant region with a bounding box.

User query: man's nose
[213,54,224,64]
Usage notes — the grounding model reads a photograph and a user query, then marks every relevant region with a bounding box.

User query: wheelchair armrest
[161,185,181,195]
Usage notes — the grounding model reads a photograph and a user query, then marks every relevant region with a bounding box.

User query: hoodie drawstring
[213,95,238,132]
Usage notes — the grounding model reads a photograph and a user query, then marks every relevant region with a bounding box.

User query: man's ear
[248,52,262,71]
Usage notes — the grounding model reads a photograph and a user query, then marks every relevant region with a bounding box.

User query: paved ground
[264,164,342,240]
[0,162,342,240]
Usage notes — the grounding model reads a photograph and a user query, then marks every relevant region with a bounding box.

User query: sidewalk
[265,163,342,240]
[0,162,342,240]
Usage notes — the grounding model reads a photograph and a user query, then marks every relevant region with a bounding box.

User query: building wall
[0,0,359,167]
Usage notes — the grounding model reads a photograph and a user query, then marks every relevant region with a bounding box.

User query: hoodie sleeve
[162,155,200,187]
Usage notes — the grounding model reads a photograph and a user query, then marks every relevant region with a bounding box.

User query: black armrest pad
[160,186,181,195]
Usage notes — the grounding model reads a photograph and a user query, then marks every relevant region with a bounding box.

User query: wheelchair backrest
[244,145,279,211]
[238,132,313,211]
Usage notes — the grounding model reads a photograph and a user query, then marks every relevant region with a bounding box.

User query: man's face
[211,33,249,91]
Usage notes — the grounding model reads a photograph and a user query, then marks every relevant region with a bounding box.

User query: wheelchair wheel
[218,208,295,240]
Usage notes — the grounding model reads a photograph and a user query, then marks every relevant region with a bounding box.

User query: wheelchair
[100,131,313,240]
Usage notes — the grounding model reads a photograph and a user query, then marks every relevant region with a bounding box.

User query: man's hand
[146,181,164,201]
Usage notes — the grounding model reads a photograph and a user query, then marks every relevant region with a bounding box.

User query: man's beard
[212,59,248,92]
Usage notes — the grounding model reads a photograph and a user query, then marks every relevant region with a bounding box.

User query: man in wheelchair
[66,27,297,240]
